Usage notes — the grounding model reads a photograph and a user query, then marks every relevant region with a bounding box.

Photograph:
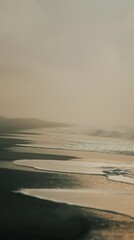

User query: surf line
[14,159,134,185]
[16,188,134,219]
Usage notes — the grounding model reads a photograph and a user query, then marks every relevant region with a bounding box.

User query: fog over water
[0,0,134,125]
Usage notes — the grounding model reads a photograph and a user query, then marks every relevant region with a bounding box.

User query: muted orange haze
[0,0,134,125]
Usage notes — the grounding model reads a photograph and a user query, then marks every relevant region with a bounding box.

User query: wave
[16,188,134,218]
[14,160,134,185]
[88,128,134,140]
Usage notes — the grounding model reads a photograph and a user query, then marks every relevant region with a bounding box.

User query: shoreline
[0,167,134,239]
[0,132,134,239]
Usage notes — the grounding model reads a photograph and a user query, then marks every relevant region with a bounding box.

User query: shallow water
[17,127,134,155]
[12,127,134,219]
[17,139,134,155]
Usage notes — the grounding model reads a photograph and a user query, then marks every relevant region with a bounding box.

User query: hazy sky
[0,0,134,125]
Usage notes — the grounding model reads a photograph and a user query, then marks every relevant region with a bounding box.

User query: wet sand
[0,168,134,240]
[0,133,134,239]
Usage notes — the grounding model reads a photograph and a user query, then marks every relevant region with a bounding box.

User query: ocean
[11,126,134,218]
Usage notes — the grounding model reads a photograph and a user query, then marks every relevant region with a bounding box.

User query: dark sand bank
[0,168,79,191]
[0,168,134,240]
[0,137,77,161]
[0,168,89,240]
[0,168,103,239]
[0,134,134,239]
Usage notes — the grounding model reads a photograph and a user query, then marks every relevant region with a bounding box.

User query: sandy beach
[0,127,134,239]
